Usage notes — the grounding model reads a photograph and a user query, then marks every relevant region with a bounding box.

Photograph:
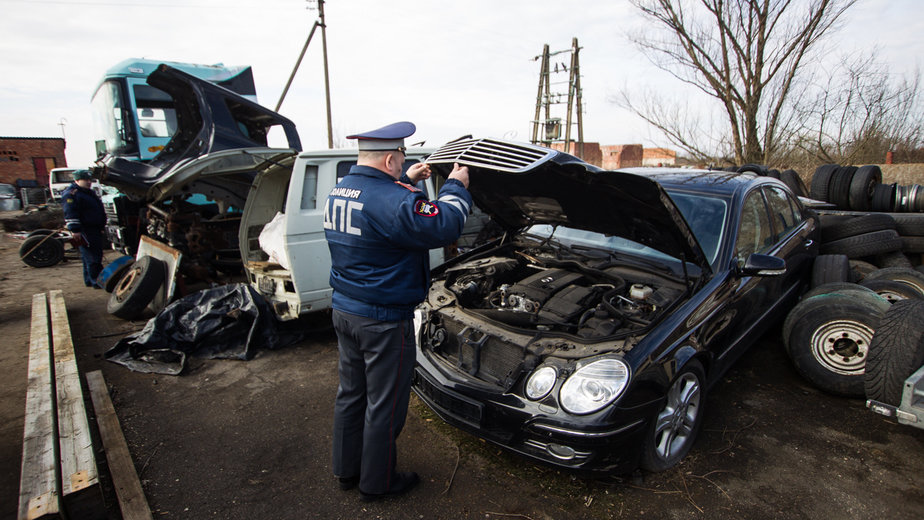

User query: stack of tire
[816,212,924,273]
[782,254,924,405]
[809,163,924,212]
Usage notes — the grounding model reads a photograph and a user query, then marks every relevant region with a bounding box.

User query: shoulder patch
[395,181,422,193]
[414,199,439,217]
[65,198,75,204]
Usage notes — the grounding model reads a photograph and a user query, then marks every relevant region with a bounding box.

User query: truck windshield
[91,80,132,157]
[134,84,177,138]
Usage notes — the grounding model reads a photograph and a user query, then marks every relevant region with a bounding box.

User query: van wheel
[107,256,165,320]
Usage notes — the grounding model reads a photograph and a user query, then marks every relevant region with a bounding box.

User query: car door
[762,184,817,308]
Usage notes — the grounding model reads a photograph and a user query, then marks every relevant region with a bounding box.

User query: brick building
[0,137,67,186]
[642,147,677,167]
[601,144,643,169]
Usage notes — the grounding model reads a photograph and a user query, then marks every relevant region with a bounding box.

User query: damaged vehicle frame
[414,139,818,474]
[95,64,301,314]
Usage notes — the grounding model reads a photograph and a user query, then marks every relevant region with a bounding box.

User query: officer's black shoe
[359,472,419,502]
[338,476,359,491]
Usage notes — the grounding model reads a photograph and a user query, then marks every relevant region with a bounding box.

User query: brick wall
[0,137,67,186]
[550,141,603,166]
[600,144,643,169]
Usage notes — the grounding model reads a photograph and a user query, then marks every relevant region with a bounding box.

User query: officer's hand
[406,163,431,183]
[71,232,83,246]
[448,163,470,189]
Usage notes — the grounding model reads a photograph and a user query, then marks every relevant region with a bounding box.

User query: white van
[49,167,103,200]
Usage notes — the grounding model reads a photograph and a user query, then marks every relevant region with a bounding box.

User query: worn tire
[821,229,902,258]
[901,237,924,254]
[107,256,165,320]
[26,228,56,238]
[891,213,924,236]
[810,164,839,201]
[864,299,924,405]
[102,259,135,293]
[829,166,858,209]
[871,183,896,212]
[848,165,882,211]
[873,250,913,268]
[737,164,766,175]
[640,359,706,472]
[19,235,65,268]
[800,282,878,305]
[781,169,808,197]
[820,213,895,243]
[783,292,890,396]
[848,260,878,282]
[858,279,922,303]
[811,254,850,287]
[863,267,924,297]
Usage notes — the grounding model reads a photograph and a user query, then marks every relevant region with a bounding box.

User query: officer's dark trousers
[79,229,105,287]
[331,309,416,494]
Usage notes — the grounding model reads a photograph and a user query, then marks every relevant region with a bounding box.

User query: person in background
[62,169,107,288]
[324,121,471,501]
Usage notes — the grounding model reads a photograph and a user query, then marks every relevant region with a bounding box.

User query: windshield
[665,190,728,266]
[525,224,682,263]
[91,80,132,157]
[0,184,15,197]
[133,84,177,138]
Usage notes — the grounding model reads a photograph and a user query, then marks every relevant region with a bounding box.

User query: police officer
[325,122,471,501]
[62,169,107,288]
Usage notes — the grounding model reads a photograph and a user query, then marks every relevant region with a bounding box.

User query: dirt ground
[1,228,923,520]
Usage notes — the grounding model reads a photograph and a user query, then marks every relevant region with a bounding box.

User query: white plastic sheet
[258,211,290,270]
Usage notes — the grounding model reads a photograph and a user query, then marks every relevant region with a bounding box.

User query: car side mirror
[739,253,786,277]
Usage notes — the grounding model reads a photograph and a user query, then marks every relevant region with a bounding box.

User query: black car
[413,139,819,474]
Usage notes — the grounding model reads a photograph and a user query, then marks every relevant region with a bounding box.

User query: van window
[301,165,319,209]
[336,159,420,183]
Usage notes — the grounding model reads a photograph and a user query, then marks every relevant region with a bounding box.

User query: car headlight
[525,365,557,400]
[560,357,630,415]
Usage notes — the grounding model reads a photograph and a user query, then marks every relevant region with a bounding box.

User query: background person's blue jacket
[62,182,106,233]
[324,165,472,321]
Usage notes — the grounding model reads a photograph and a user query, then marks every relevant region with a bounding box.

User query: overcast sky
[1,0,922,168]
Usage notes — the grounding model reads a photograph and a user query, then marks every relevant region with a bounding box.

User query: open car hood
[97,64,301,204]
[425,138,710,271]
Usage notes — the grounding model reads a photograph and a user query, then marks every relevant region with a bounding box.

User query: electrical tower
[531,37,584,157]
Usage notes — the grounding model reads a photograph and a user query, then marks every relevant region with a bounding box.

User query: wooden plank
[86,370,153,520]
[18,293,61,520]
[48,290,105,520]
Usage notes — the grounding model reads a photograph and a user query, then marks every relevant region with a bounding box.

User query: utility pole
[530,38,584,158]
[277,0,334,148]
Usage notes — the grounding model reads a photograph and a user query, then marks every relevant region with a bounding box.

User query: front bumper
[412,351,655,475]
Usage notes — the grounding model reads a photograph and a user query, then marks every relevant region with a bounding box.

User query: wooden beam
[18,293,61,520]
[86,370,153,520]
[48,290,105,519]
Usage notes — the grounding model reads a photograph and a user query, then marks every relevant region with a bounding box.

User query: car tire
[19,235,65,268]
[848,260,878,282]
[891,213,924,236]
[873,250,913,268]
[640,359,705,472]
[901,236,924,254]
[107,255,165,320]
[810,164,839,201]
[864,299,924,405]
[871,183,896,212]
[26,228,56,238]
[783,292,890,396]
[829,166,858,209]
[820,213,895,243]
[801,282,877,301]
[737,164,766,175]
[820,229,902,258]
[811,254,850,287]
[780,169,807,197]
[858,279,922,303]
[862,267,924,297]
[848,165,882,211]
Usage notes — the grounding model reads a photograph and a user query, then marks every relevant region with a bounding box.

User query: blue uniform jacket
[62,183,106,233]
[324,165,472,321]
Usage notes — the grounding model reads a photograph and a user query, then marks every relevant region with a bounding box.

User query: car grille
[103,202,118,221]
[425,138,555,173]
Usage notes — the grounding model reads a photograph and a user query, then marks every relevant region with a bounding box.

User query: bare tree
[618,0,857,165]
[791,53,924,166]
